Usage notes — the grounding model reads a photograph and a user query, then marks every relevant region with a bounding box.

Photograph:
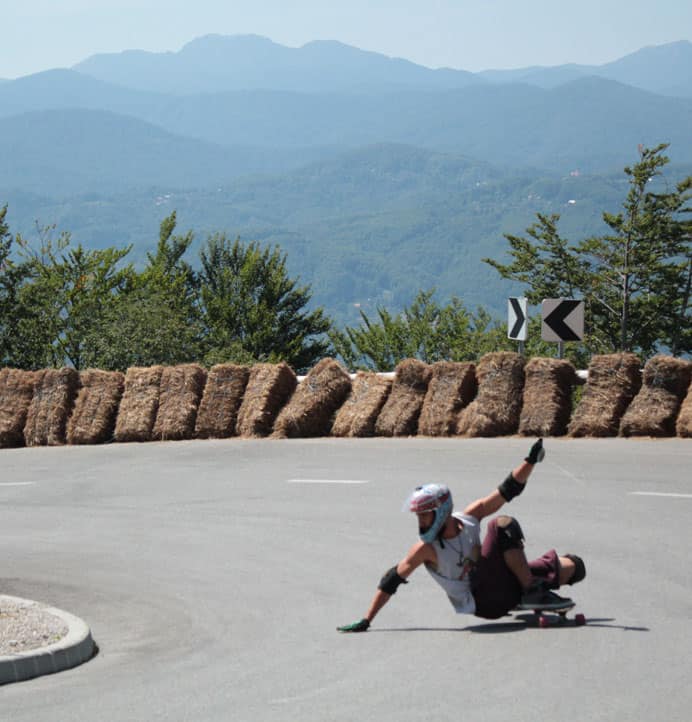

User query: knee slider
[378,566,408,595]
[496,516,525,552]
[566,554,586,585]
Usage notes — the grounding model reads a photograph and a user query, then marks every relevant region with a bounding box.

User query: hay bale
[375,359,432,437]
[418,362,477,436]
[332,372,392,438]
[24,367,80,446]
[152,364,207,441]
[619,356,692,437]
[236,362,297,437]
[114,366,164,442]
[273,358,352,438]
[195,364,250,439]
[568,353,641,437]
[677,379,692,438]
[456,352,525,437]
[519,358,576,437]
[0,369,44,448]
[66,370,125,445]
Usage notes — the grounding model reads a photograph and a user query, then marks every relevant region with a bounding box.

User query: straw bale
[619,356,692,437]
[114,366,164,442]
[236,362,297,437]
[195,364,250,439]
[24,367,80,446]
[456,352,525,437]
[152,364,207,441]
[66,370,125,445]
[332,372,392,438]
[0,369,44,448]
[677,379,692,438]
[519,357,576,437]
[568,353,641,437]
[418,362,477,436]
[273,358,352,438]
[375,359,432,437]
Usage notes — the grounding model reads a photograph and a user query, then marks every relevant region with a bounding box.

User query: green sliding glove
[337,618,370,633]
[525,438,545,464]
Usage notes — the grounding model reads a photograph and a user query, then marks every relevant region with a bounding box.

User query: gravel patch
[0,597,68,655]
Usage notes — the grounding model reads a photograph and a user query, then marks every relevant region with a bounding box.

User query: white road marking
[548,461,582,484]
[0,482,36,487]
[287,479,370,485]
[630,492,692,499]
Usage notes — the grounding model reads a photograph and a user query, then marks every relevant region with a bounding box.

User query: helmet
[405,484,453,544]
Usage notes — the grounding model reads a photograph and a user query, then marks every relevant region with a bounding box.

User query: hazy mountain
[480,40,692,96]
[2,35,690,322]
[2,142,652,320]
[72,35,692,98]
[0,109,342,195]
[2,69,690,175]
[0,69,165,118]
[73,34,481,94]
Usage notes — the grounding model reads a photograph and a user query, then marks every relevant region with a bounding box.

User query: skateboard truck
[516,599,586,627]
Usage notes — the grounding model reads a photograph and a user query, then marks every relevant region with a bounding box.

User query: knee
[496,516,525,552]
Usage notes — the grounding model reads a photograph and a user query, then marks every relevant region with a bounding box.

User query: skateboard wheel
[575,613,586,626]
[538,616,550,628]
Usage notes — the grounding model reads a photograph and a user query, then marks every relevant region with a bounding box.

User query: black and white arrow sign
[541,299,584,342]
[507,297,528,341]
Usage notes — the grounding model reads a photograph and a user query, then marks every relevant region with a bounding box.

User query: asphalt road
[1,437,691,721]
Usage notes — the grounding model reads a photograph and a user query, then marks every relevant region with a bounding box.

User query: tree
[87,212,202,370]
[0,206,29,365]
[580,145,691,355]
[10,224,132,369]
[484,145,691,358]
[197,233,331,371]
[330,289,511,371]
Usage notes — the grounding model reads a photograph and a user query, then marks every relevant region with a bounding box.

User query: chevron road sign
[507,297,528,341]
[541,299,584,342]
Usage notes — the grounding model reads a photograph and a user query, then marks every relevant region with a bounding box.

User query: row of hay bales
[1,353,691,448]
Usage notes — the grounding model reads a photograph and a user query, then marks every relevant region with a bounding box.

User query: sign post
[507,297,528,355]
[541,298,584,357]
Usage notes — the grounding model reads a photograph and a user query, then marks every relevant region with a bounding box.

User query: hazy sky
[2,0,690,79]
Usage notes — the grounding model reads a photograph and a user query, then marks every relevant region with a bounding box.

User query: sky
[2,0,690,79]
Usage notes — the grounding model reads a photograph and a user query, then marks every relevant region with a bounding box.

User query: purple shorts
[471,517,560,620]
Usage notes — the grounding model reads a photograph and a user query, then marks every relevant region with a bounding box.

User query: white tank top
[425,512,481,614]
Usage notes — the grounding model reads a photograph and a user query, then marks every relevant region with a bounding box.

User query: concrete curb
[0,595,95,685]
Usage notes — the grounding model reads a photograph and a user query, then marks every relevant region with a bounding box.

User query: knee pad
[496,516,525,552]
[566,554,586,585]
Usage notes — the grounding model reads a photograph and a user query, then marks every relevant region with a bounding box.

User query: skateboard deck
[514,600,586,627]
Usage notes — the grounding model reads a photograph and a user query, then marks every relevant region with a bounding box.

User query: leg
[496,516,532,589]
[528,552,586,588]
[561,554,586,585]
[472,516,525,619]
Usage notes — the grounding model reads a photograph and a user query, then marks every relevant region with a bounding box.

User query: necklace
[440,532,466,567]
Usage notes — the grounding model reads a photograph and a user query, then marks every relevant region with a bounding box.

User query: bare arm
[463,441,544,521]
[363,541,434,622]
[338,541,435,632]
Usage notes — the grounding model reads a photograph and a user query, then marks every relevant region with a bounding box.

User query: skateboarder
[338,439,586,632]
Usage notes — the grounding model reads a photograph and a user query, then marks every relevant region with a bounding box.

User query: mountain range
[72,34,692,97]
[1,35,690,323]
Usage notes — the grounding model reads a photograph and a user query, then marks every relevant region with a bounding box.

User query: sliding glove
[337,618,370,633]
[525,438,545,464]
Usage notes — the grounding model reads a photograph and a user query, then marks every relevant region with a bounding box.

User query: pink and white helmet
[405,483,453,543]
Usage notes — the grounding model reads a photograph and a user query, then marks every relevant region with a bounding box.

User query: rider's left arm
[463,441,544,520]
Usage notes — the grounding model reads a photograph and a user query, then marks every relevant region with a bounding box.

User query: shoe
[517,580,573,610]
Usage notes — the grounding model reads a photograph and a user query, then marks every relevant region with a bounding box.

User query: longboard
[513,599,586,627]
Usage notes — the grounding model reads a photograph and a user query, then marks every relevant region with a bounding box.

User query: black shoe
[517,580,573,610]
